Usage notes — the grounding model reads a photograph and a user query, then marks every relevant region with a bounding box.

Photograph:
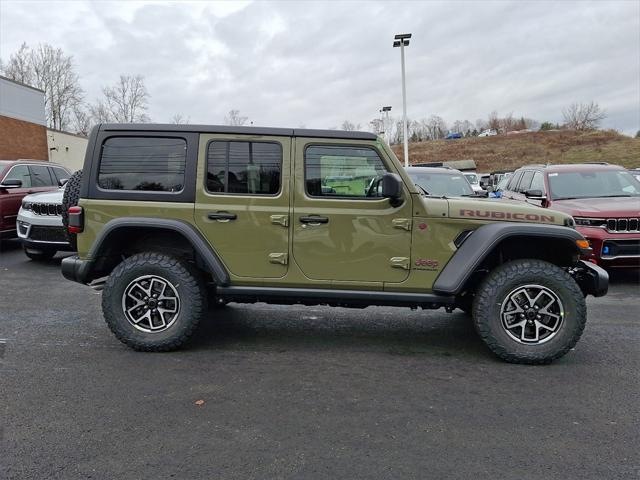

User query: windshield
[464,173,479,185]
[408,171,474,197]
[548,170,640,200]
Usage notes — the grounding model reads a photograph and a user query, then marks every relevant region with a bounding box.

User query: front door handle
[299,215,329,225]
[208,212,237,221]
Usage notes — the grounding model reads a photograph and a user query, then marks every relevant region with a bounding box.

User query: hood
[445,197,572,226]
[22,188,64,204]
[549,196,640,217]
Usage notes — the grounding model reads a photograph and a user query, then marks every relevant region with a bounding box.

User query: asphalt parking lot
[1,239,639,479]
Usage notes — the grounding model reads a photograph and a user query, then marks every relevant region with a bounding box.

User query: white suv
[17,188,73,260]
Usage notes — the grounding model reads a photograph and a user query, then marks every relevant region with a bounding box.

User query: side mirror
[0,179,22,189]
[381,173,403,206]
[475,190,489,198]
[525,189,546,199]
[58,178,69,187]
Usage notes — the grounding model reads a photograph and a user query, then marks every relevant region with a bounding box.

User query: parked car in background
[463,172,484,193]
[501,163,640,268]
[445,132,462,139]
[478,129,497,137]
[478,173,490,190]
[489,176,510,198]
[17,187,73,260]
[488,170,512,190]
[0,160,71,239]
[406,167,487,197]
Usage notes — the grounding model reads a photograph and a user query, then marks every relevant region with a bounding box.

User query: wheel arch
[86,217,230,286]
[433,222,589,295]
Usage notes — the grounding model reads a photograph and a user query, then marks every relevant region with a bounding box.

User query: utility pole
[393,33,411,167]
[380,106,391,143]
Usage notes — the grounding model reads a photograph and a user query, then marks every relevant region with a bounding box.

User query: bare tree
[562,101,606,130]
[487,111,501,132]
[225,110,248,126]
[171,113,190,125]
[341,120,361,131]
[3,42,33,84]
[88,100,115,124]
[3,42,84,130]
[70,106,92,136]
[102,75,150,123]
[426,115,447,140]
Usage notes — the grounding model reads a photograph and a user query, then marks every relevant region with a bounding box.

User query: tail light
[68,206,84,234]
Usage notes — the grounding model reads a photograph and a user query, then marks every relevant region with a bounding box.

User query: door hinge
[270,214,289,227]
[269,252,288,265]
[392,218,412,231]
[390,257,410,270]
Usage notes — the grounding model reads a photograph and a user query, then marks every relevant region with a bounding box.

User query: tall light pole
[393,33,411,167]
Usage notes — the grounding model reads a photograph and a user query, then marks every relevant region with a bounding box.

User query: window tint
[548,170,640,200]
[29,165,54,187]
[530,172,545,192]
[305,145,388,198]
[206,141,281,195]
[51,167,70,184]
[518,171,534,193]
[4,165,31,188]
[506,171,522,191]
[98,137,186,192]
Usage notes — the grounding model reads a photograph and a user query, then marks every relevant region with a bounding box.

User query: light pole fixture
[393,33,411,167]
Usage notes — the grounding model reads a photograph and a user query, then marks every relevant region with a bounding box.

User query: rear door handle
[299,215,329,224]
[208,212,237,221]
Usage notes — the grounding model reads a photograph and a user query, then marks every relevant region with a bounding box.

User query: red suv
[501,163,640,268]
[0,160,71,239]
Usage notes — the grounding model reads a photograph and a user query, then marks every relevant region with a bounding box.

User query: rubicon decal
[459,209,555,222]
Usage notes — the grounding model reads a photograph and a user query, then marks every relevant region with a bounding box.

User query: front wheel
[473,259,586,364]
[101,253,207,351]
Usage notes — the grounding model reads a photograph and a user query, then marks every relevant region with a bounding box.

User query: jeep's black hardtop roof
[98,123,378,140]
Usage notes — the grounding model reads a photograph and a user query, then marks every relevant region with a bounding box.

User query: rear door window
[530,171,545,192]
[29,165,55,187]
[98,137,187,192]
[506,171,522,192]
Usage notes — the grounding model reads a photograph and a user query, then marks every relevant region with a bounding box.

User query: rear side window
[98,137,187,192]
[206,141,282,195]
[506,171,522,191]
[29,165,55,187]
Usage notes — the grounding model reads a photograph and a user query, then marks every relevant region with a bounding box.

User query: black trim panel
[96,123,378,140]
[216,286,454,307]
[433,223,587,295]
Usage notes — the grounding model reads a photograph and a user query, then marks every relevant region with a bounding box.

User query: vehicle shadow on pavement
[608,268,640,285]
[188,304,492,360]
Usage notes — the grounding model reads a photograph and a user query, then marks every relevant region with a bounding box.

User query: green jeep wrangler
[61,124,608,364]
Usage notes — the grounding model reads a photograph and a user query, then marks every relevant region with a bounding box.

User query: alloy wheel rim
[122,275,181,333]
[500,284,564,345]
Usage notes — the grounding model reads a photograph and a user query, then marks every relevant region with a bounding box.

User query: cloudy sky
[1,0,639,134]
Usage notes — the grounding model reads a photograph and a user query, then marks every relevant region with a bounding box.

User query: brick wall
[0,115,48,160]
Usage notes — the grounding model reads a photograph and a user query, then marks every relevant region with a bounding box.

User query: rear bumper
[61,255,94,284]
[572,260,609,297]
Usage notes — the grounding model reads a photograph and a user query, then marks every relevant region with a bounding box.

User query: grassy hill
[391,130,640,172]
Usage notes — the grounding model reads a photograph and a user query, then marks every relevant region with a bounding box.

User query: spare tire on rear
[61,170,83,251]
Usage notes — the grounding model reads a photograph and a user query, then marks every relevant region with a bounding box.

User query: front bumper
[17,208,72,251]
[571,260,609,297]
[61,255,94,284]
[577,226,640,268]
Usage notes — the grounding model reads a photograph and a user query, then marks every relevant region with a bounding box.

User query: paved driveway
[1,239,638,479]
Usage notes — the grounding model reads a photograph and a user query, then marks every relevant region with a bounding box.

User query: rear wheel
[473,259,586,364]
[102,252,207,351]
[23,245,56,261]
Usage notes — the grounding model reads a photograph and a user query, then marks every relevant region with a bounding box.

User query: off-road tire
[473,259,586,364]
[61,169,82,251]
[23,245,56,261]
[102,252,207,351]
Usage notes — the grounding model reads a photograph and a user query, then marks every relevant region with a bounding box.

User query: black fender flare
[432,222,589,295]
[87,217,230,286]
